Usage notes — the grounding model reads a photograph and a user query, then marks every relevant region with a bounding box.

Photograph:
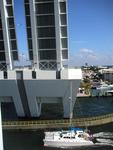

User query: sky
[14,0,113,66]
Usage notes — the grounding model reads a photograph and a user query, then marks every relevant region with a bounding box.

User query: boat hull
[44,139,94,148]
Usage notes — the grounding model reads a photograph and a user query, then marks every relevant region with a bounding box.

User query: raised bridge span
[2,113,113,130]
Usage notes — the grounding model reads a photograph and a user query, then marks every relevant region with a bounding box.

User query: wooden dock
[2,113,113,130]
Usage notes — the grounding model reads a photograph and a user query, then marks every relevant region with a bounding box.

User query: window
[56,71,60,79]
[36,15,55,26]
[27,28,32,38]
[10,40,17,50]
[26,16,31,27]
[39,61,57,70]
[32,71,36,79]
[7,6,13,16]
[0,52,6,61]
[9,29,16,39]
[0,41,5,50]
[4,71,7,79]
[0,31,3,40]
[61,38,67,48]
[12,51,18,60]
[60,2,66,13]
[24,0,29,3]
[60,14,67,25]
[62,50,68,59]
[0,19,2,28]
[35,3,54,14]
[38,27,55,37]
[6,0,12,4]
[39,39,56,49]
[7,18,14,28]
[35,0,54,2]
[39,50,56,60]
[0,63,6,71]
[28,39,33,49]
[61,26,67,37]
[25,4,30,15]
[29,50,33,60]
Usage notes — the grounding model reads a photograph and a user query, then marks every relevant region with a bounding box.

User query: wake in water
[93,132,113,146]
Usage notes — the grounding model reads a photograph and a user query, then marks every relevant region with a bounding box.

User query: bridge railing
[2,113,113,129]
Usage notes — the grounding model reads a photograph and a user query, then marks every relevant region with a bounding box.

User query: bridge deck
[2,113,113,130]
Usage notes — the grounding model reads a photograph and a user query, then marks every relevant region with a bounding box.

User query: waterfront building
[100,69,113,82]
[24,0,68,70]
[0,0,18,70]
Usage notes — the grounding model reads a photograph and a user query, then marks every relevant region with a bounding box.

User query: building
[0,0,82,119]
[0,2,82,149]
[0,0,82,123]
[0,0,80,119]
[0,0,18,70]
[100,69,113,82]
[24,0,68,70]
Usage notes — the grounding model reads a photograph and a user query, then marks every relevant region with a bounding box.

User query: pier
[2,113,113,130]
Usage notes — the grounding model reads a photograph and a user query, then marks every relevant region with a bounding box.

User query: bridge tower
[24,0,68,70]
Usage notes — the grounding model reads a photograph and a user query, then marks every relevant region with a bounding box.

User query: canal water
[2,96,113,150]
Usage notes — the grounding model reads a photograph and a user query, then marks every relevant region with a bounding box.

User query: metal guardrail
[2,113,113,130]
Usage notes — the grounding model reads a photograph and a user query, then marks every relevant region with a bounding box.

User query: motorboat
[43,127,97,147]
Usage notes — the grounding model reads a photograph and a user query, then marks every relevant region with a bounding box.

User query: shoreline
[77,94,113,98]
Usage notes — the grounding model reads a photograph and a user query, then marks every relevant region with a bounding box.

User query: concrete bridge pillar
[37,97,42,116]
[0,103,4,150]
[27,96,42,117]
[63,81,77,118]
[63,95,76,118]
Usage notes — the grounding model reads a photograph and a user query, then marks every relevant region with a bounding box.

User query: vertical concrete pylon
[63,80,77,118]
[0,103,4,150]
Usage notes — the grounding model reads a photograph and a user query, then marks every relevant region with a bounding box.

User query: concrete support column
[0,0,14,70]
[37,98,42,117]
[29,0,39,69]
[0,103,4,150]
[13,96,25,117]
[63,96,75,118]
[27,96,42,117]
[63,81,76,118]
[54,0,62,70]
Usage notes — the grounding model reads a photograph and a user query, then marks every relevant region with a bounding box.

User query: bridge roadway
[2,113,113,130]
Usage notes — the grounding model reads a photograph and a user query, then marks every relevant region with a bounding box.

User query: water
[2,96,113,150]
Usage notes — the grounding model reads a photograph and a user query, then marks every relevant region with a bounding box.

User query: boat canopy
[69,127,83,131]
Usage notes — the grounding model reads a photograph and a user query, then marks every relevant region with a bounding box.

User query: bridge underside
[0,79,80,118]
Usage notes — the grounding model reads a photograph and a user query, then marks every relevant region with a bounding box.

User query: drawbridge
[2,113,113,130]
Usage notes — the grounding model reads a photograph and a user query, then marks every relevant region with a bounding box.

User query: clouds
[79,48,97,59]
[69,48,113,66]
[71,40,88,44]
[80,48,93,53]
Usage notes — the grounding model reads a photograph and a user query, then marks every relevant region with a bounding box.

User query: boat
[43,81,97,148]
[43,127,97,147]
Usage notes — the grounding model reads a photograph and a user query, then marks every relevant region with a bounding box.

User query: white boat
[43,81,97,148]
[43,127,97,147]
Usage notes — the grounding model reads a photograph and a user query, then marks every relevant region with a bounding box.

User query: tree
[80,80,91,95]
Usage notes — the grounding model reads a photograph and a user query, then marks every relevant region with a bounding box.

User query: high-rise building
[24,0,68,70]
[0,0,18,70]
